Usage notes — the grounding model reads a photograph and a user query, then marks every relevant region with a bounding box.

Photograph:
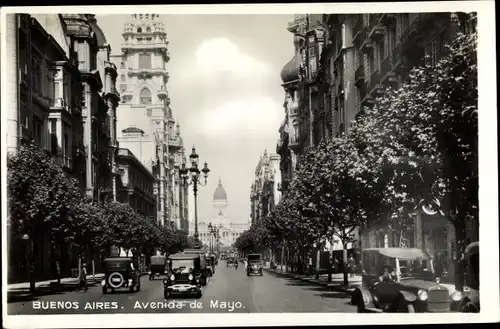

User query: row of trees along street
[7,141,188,293]
[235,31,478,292]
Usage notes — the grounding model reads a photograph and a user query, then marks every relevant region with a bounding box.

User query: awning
[363,248,431,260]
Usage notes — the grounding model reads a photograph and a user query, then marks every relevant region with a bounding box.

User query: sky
[96,14,294,225]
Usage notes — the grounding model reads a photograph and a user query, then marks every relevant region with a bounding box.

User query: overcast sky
[96,14,294,224]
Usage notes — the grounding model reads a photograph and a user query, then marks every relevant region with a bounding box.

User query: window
[146,26,151,32]
[137,27,142,33]
[32,116,43,146]
[81,85,86,107]
[308,44,317,78]
[139,53,152,69]
[50,119,58,155]
[121,62,125,69]
[120,84,127,93]
[140,88,152,104]
[121,74,126,82]
[426,39,439,67]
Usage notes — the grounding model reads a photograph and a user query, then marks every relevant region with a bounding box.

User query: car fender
[398,290,418,303]
[459,297,480,313]
[352,287,373,306]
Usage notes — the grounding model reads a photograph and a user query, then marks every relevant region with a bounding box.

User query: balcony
[352,26,367,45]
[361,95,375,108]
[121,42,169,58]
[378,13,397,27]
[157,88,168,100]
[360,39,374,54]
[128,68,169,80]
[50,98,71,114]
[121,91,133,103]
[368,24,386,41]
[369,70,382,95]
[355,65,365,86]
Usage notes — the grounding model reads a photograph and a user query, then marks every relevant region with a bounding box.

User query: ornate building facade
[115,148,157,219]
[191,179,250,248]
[277,13,478,277]
[110,14,188,229]
[6,14,118,281]
[250,150,281,225]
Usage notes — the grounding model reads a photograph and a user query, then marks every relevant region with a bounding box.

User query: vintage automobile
[149,255,167,280]
[450,242,480,312]
[352,248,453,313]
[226,257,238,268]
[182,249,208,286]
[247,254,263,276]
[101,257,141,294]
[164,253,203,299]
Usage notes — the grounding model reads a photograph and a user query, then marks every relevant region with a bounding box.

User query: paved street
[8,261,356,314]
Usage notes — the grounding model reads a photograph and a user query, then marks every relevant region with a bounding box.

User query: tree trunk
[343,246,349,286]
[28,237,35,294]
[454,220,466,292]
[328,236,334,282]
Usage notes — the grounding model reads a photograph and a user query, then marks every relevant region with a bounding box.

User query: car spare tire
[108,272,125,289]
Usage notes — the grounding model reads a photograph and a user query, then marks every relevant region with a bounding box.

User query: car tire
[357,302,365,313]
[102,287,107,294]
[164,291,169,300]
[201,277,207,286]
[461,302,479,313]
[260,272,263,276]
[197,290,202,299]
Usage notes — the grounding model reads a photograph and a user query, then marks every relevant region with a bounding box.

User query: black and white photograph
[1,2,498,328]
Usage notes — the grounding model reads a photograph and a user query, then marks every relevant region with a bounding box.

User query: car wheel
[149,276,152,280]
[197,290,202,299]
[137,283,141,292]
[260,272,263,276]
[357,302,365,313]
[102,287,107,294]
[164,291,169,300]
[461,302,479,313]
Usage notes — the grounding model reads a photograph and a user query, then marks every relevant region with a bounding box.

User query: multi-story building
[110,14,188,229]
[277,12,477,278]
[62,14,115,203]
[6,13,117,281]
[115,148,157,219]
[250,150,281,225]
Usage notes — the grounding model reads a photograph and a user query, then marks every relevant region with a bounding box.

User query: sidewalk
[266,267,456,295]
[8,272,150,294]
[265,267,362,294]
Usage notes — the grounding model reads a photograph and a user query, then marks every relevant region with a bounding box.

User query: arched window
[137,27,142,33]
[140,88,152,104]
[146,26,151,32]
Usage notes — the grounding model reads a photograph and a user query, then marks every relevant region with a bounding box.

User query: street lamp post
[208,222,213,254]
[179,146,210,247]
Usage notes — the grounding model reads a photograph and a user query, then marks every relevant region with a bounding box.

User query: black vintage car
[149,255,167,280]
[182,249,208,286]
[352,248,452,313]
[209,255,216,275]
[164,253,203,299]
[451,242,479,312]
[101,257,141,294]
[226,257,238,268]
[247,254,263,276]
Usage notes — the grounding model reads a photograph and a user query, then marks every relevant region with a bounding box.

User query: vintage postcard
[1,1,498,328]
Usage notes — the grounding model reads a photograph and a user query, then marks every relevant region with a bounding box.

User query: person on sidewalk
[76,263,88,292]
[348,255,356,278]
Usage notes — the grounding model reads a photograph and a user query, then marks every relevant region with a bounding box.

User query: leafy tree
[7,141,83,289]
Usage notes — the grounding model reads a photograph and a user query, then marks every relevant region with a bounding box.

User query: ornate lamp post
[179,146,210,247]
[208,222,213,254]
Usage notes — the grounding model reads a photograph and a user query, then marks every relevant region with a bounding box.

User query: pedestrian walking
[76,262,88,292]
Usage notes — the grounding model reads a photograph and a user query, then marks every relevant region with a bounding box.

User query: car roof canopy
[465,241,479,256]
[169,253,200,260]
[362,248,431,260]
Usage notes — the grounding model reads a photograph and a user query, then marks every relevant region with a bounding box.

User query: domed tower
[212,178,229,226]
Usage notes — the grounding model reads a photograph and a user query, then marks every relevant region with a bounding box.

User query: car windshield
[171,259,194,273]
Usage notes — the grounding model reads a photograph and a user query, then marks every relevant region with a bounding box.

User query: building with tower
[110,14,188,230]
[190,178,249,249]
[250,150,281,226]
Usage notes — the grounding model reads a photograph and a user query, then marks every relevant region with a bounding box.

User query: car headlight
[418,289,428,301]
[188,274,194,281]
[451,291,462,302]
[101,280,106,286]
[170,274,175,281]
[148,271,151,274]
